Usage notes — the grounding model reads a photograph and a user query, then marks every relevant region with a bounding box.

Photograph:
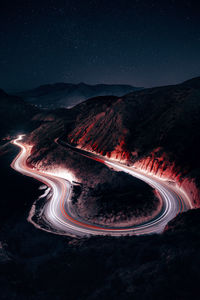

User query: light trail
[11,135,192,237]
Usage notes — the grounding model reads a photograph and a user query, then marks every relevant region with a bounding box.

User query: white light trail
[11,135,192,237]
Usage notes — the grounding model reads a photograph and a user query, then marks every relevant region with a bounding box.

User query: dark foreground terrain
[1,77,200,299]
[1,149,200,300]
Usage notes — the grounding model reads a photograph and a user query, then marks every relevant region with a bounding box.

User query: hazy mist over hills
[17,82,142,109]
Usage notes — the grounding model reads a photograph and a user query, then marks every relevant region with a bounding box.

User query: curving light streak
[11,135,192,237]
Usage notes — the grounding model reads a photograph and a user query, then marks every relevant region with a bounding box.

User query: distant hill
[17,82,142,109]
[0,88,39,139]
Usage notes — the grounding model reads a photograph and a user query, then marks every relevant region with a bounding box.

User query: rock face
[67,77,200,206]
[17,82,142,109]
[68,96,131,161]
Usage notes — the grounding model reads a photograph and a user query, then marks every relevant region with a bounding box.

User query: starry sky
[0,0,199,91]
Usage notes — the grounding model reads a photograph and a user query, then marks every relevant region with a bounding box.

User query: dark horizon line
[3,74,200,94]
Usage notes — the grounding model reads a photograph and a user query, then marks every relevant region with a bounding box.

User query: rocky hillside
[67,77,200,206]
[17,82,142,109]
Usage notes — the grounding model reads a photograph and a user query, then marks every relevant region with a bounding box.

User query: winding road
[11,135,192,237]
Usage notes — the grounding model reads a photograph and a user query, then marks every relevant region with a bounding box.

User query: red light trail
[11,135,192,237]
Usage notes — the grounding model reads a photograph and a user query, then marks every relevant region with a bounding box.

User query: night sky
[0,0,199,91]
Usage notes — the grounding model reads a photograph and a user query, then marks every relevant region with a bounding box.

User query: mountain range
[16,82,142,109]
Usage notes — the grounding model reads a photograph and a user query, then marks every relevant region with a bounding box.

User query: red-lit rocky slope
[67,77,200,207]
